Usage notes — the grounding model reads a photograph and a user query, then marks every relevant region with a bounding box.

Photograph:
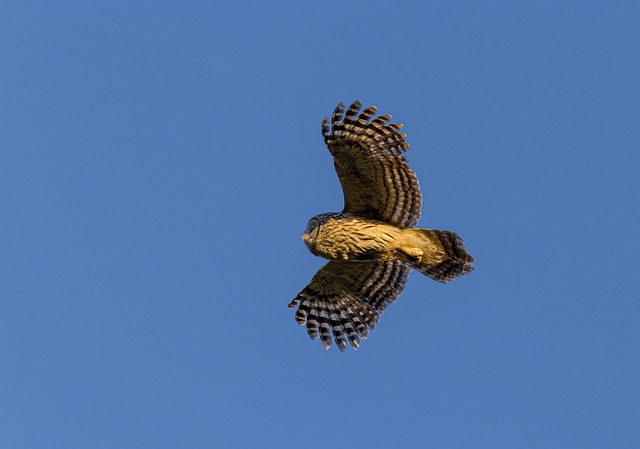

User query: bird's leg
[400,245,423,263]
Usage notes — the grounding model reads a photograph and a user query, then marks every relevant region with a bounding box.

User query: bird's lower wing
[289,260,411,351]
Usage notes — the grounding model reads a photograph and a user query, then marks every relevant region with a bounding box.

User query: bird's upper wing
[323,100,422,228]
[288,260,411,351]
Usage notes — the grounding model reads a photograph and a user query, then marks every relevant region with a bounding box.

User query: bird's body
[304,213,444,267]
[303,213,401,262]
[289,100,474,351]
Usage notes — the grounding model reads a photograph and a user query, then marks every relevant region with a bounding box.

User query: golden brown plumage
[290,100,474,351]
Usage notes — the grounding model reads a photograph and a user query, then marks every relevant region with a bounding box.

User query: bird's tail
[400,229,475,283]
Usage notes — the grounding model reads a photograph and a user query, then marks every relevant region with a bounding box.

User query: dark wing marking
[288,260,411,351]
[322,100,422,228]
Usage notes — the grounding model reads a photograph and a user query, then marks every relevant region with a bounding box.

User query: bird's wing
[323,100,422,228]
[288,260,411,351]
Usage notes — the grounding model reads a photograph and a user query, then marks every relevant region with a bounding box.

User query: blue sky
[1,1,639,448]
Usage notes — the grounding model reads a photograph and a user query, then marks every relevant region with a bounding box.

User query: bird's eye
[306,218,321,239]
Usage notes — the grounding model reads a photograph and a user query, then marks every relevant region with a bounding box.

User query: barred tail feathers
[401,229,475,283]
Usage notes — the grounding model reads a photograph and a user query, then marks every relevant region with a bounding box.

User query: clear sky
[1,1,639,448]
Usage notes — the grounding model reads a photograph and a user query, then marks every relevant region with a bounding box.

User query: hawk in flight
[289,100,474,351]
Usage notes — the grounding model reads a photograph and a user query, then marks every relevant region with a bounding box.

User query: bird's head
[302,216,322,251]
[302,212,339,253]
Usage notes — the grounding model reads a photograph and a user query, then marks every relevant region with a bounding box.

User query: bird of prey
[289,100,474,351]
